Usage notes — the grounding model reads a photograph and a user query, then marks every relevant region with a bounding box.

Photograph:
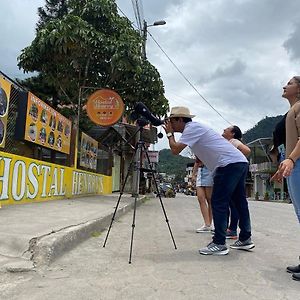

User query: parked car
[158,183,176,198]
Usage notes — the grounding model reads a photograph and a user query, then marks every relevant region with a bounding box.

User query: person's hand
[163,119,173,134]
[191,175,196,184]
[270,170,283,183]
[271,158,294,182]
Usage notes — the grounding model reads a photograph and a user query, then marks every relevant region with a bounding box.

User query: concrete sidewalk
[0,193,147,271]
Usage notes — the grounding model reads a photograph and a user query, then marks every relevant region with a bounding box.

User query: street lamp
[150,20,167,27]
[142,20,166,59]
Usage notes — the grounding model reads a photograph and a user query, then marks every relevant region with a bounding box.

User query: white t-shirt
[179,121,248,173]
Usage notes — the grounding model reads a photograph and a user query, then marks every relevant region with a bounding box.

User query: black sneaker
[287,264,300,273]
[292,272,300,281]
[230,238,255,250]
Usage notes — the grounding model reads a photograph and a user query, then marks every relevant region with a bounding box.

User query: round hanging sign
[86,89,124,126]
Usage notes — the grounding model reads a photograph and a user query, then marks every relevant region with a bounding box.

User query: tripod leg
[128,141,143,263]
[152,180,177,249]
[143,145,177,250]
[128,195,138,264]
[102,191,124,248]
[103,148,137,248]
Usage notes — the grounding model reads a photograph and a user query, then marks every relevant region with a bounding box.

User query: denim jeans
[287,159,300,223]
[228,201,239,232]
[212,162,251,245]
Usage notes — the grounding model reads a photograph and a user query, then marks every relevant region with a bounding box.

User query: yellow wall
[0,151,112,206]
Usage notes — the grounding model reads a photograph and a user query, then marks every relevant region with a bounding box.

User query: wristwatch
[166,132,173,138]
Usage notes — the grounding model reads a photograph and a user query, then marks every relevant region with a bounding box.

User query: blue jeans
[287,159,300,223]
[212,162,252,245]
[228,201,239,232]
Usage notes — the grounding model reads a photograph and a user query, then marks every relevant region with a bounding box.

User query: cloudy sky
[1,0,300,151]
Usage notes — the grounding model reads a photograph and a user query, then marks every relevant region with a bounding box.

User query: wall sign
[0,77,12,148]
[80,132,98,170]
[0,151,112,205]
[143,151,159,163]
[24,92,72,154]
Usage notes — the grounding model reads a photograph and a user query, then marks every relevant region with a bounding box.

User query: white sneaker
[196,225,212,233]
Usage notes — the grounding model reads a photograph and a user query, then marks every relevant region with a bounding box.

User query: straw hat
[168,106,195,118]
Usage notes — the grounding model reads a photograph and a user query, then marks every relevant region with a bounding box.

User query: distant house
[185,162,194,186]
[247,137,288,201]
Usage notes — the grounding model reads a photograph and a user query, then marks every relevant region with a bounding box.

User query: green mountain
[158,149,194,182]
[243,115,284,143]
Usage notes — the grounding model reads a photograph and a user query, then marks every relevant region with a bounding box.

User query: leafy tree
[18,0,169,129]
[16,73,58,105]
[37,0,68,29]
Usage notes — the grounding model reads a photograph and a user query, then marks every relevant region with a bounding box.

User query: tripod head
[130,102,165,140]
[136,117,150,128]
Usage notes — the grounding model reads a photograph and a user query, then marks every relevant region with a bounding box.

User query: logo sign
[86,89,124,126]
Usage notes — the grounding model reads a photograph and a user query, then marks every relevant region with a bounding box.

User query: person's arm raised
[167,134,187,155]
[163,119,187,155]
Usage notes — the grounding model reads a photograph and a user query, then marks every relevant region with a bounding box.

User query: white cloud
[134,0,300,149]
[0,0,44,77]
[1,0,300,152]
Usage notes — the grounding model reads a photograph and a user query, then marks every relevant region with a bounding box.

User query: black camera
[131,102,164,127]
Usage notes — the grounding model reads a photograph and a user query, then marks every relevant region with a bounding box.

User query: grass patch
[91,231,102,237]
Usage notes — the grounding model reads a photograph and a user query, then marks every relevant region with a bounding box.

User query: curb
[28,196,148,268]
[248,197,292,204]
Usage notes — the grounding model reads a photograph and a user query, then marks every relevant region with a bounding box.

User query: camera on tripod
[103,102,177,263]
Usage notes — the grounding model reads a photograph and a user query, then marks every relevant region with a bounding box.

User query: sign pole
[74,87,82,169]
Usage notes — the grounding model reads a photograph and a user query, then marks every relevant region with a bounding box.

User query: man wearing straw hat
[163,106,255,255]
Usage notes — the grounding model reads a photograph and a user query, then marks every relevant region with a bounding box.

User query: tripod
[102,122,177,263]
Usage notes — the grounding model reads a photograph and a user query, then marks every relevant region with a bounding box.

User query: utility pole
[132,19,166,197]
[141,20,166,60]
[142,20,147,59]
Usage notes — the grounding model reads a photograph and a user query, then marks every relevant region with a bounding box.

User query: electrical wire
[131,0,143,33]
[116,3,232,126]
[147,30,231,125]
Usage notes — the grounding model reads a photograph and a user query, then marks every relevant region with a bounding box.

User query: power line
[147,31,232,125]
[116,4,142,32]
[0,70,27,91]
[116,4,130,20]
[116,3,232,126]
[131,0,143,33]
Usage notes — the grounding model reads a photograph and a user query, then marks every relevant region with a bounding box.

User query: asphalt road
[1,194,299,300]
